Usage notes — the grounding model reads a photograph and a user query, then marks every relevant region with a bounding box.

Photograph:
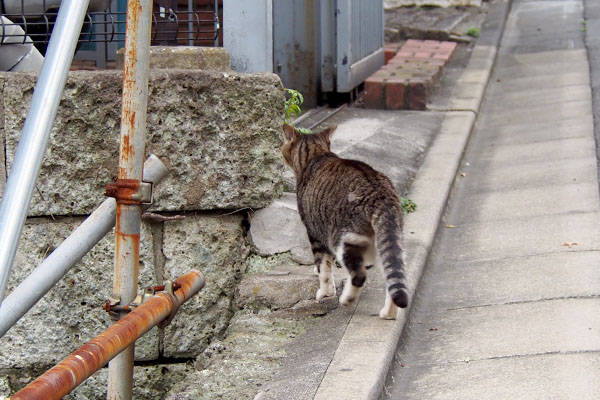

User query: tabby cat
[281,123,409,319]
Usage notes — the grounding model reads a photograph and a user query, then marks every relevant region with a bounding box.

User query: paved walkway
[384,0,600,398]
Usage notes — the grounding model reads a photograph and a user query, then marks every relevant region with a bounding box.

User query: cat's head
[281,124,337,177]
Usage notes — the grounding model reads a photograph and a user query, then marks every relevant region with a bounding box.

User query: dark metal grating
[0,9,219,46]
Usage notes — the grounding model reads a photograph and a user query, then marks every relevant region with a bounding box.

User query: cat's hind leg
[310,241,336,300]
[375,254,399,319]
[316,253,336,300]
[336,236,370,306]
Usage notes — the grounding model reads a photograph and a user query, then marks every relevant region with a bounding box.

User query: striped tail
[372,206,409,308]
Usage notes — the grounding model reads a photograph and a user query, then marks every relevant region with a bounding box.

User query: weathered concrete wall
[1,69,284,215]
[0,67,285,398]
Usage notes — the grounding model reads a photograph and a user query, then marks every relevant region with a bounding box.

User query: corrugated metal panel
[336,0,384,92]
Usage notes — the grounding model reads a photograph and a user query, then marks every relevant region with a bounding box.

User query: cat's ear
[283,123,299,141]
[319,125,337,143]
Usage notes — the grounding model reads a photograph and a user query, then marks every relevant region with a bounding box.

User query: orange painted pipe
[10,269,204,400]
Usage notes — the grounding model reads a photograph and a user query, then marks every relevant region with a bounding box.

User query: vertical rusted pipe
[11,270,205,400]
[107,0,152,399]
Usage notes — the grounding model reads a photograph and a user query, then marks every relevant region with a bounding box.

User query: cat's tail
[372,205,409,308]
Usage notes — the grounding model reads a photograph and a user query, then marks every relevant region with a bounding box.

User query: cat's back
[298,154,398,210]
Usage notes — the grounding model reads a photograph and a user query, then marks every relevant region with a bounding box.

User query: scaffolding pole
[10,270,205,400]
[0,155,169,338]
[106,0,153,398]
[0,0,91,306]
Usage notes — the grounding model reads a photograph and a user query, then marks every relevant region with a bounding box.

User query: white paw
[339,290,359,306]
[379,306,398,320]
[313,266,319,275]
[316,284,335,301]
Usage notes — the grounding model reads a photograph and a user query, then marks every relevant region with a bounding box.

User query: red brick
[385,78,407,110]
[433,53,451,62]
[396,50,415,58]
[404,39,423,48]
[385,48,396,64]
[439,41,457,50]
[364,76,386,109]
[414,51,433,59]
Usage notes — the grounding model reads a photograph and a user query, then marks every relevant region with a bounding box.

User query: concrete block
[235,264,343,311]
[2,69,284,216]
[161,213,249,358]
[0,219,159,370]
[116,46,231,71]
[249,192,313,264]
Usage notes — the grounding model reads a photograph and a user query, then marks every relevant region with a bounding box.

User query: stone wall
[0,68,285,398]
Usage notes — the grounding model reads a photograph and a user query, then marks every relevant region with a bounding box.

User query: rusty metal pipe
[10,270,205,400]
[108,0,153,398]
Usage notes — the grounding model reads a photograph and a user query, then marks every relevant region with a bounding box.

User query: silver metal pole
[107,0,152,398]
[0,0,91,305]
[0,156,169,338]
[214,0,219,46]
[188,0,194,46]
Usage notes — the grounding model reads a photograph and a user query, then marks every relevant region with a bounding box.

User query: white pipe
[0,155,169,338]
[0,0,91,305]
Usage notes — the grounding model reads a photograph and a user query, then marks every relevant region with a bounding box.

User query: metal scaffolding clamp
[103,281,181,325]
[105,179,153,205]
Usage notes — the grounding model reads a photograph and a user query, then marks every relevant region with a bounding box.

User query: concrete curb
[312,1,512,399]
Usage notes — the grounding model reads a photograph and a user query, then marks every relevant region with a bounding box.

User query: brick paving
[364,39,457,110]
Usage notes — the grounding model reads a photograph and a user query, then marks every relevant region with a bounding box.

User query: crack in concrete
[446,349,600,365]
[444,294,600,311]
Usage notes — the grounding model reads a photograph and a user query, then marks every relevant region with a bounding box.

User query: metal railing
[0,8,219,46]
[0,1,220,46]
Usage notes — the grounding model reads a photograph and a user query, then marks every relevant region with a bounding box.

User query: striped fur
[282,124,409,319]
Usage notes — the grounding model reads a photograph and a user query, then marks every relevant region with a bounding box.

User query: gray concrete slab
[442,211,600,263]
[493,50,589,76]
[387,352,600,400]
[428,251,600,309]
[475,136,596,165]
[456,156,598,193]
[386,2,600,398]
[479,117,593,146]
[450,181,599,222]
[401,298,600,363]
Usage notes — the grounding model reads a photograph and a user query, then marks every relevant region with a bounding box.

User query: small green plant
[465,27,480,38]
[284,88,312,134]
[400,197,417,214]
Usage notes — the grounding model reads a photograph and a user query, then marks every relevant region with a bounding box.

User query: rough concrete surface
[0,219,158,370]
[162,213,249,358]
[116,46,231,71]
[1,69,284,215]
[165,312,309,400]
[249,193,313,264]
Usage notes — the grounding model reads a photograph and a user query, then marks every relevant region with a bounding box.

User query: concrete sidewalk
[384,0,600,398]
